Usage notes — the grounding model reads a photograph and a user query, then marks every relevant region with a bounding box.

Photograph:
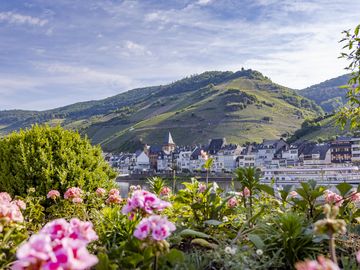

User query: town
[105,131,360,184]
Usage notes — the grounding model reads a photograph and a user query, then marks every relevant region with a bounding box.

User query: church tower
[162,131,176,154]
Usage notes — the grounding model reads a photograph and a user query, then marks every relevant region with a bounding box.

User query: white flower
[256,249,263,256]
[224,246,237,255]
[222,216,229,222]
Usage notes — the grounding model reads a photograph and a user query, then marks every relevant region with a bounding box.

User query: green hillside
[0,69,323,151]
[287,113,356,143]
[298,74,349,113]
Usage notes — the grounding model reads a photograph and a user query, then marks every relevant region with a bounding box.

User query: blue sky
[0,0,359,110]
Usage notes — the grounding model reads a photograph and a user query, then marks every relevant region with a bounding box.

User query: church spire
[166,131,175,145]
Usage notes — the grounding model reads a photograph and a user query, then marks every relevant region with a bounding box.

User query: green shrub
[0,125,116,196]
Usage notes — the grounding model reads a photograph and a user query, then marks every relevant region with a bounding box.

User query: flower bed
[1,175,360,269]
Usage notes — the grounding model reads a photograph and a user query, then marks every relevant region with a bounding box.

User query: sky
[0,0,359,111]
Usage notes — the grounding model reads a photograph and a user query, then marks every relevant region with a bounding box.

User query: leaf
[248,234,265,249]
[191,238,218,249]
[163,249,185,265]
[257,184,274,196]
[355,24,360,36]
[204,219,222,226]
[179,229,212,239]
[336,183,353,197]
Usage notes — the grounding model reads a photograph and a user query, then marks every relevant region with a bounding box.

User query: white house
[134,151,150,171]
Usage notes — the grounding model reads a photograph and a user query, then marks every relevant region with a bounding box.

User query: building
[298,143,331,165]
[133,150,150,172]
[351,137,360,163]
[207,138,227,154]
[255,139,288,167]
[162,132,176,154]
[330,137,352,163]
[237,145,256,168]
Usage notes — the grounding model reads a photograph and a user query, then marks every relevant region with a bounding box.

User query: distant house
[351,137,360,163]
[215,144,242,172]
[207,138,227,154]
[148,145,162,170]
[255,139,288,167]
[298,143,331,165]
[189,146,207,172]
[134,150,150,172]
[330,137,352,163]
[162,131,176,154]
[176,149,192,172]
[281,145,299,166]
[237,144,256,168]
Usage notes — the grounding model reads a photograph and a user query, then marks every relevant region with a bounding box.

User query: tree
[0,125,116,196]
[337,24,360,128]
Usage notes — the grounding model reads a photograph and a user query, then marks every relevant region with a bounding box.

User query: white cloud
[197,0,213,5]
[0,12,48,26]
[121,40,152,56]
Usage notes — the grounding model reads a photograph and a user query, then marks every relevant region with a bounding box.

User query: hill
[298,74,349,113]
[0,69,323,152]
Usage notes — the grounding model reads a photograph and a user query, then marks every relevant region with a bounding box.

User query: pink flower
[122,190,171,217]
[12,200,26,210]
[134,215,176,241]
[0,196,24,224]
[40,218,70,241]
[227,197,238,208]
[356,250,360,263]
[349,191,360,203]
[198,183,206,193]
[324,190,343,207]
[13,234,54,269]
[64,187,82,200]
[12,218,99,270]
[295,256,340,270]
[0,192,12,203]
[160,187,171,196]
[109,188,120,196]
[241,187,250,197]
[106,195,122,204]
[289,191,298,198]
[47,190,60,200]
[134,220,151,240]
[72,197,83,204]
[95,188,106,197]
[69,218,98,243]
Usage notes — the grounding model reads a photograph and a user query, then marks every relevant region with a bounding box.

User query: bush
[0,125,116,196]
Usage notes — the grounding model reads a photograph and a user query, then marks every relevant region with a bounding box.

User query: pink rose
[350,191,360,203]
[12,200,26,210]
[72,197,83,204]
[227,197,238,208]
[242,187,250,197]
[198,183,206,193]
[47,190,60,200]
[106,195,122,204]
[96,188,106,197]
[160,187,171,196]
[109,188,120,196]
[64,187,82,200]
[0,192,12,203]
[289,191,298,198]
[324,190,343,207]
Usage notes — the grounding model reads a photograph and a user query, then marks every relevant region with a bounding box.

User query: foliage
[254,212,322,269]
[148,177,168,196]
[0,125,116,196]
[337,24,360,129]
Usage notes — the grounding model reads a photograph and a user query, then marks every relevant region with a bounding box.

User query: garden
[0,125,360,270]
